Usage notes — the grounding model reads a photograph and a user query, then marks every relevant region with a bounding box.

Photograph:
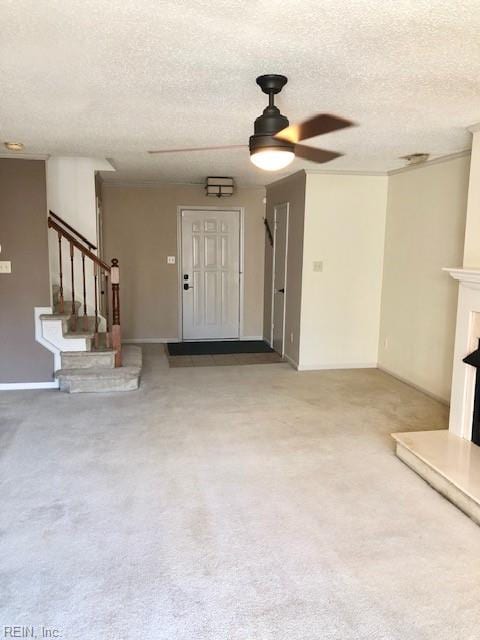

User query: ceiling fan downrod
[249,75,295,165]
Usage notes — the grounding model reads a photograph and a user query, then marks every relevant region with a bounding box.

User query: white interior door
[181,209,240,340]
[272,203,289,355]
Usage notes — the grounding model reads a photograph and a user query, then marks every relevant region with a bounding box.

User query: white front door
[272,203,289,355]
[181,209,240,339]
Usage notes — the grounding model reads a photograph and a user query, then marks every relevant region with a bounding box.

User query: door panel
[182,210,240,339]
[272,203,289,355]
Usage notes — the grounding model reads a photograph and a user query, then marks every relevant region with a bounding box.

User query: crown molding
[101,179,265,190]
[306,168,387,176]
[0,152,49,160]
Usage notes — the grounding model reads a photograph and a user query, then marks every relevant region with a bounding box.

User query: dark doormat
[167,340,274,356]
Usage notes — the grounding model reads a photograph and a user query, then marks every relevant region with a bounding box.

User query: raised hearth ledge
[393,430,480,525]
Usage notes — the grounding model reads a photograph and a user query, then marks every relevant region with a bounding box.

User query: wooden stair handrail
[48,217,110,272]
[49,210,97,251]
[48,213,121,367]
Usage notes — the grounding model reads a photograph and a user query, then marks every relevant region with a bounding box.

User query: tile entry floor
[167,350,284,367]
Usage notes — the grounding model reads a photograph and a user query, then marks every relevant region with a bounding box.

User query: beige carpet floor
[1,344,480,639]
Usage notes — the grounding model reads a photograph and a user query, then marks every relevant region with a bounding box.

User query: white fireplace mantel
[443,267,480,288]
[391,264,480,525]
[441,266,480,440]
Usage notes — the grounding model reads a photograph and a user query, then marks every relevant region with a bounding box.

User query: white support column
[46,157,115,311]
[462,126,480,268]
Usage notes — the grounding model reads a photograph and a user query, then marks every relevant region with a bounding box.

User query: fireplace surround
[443,268,480,442]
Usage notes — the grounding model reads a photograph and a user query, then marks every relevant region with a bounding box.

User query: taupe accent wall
[263,171,306,364]
[102,184,266,340]
[0,159,53,383]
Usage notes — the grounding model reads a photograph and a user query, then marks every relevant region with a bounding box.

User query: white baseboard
[297,362,378,371]
[122,338,180,344]
[284,353,299,370]
[240,335,264,341]
[378,365,450,406]
[0,381,59,390]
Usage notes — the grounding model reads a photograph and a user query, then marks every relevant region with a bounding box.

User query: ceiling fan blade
[148,144,247,154]
[275,114,355,144]
[294,145,342,164]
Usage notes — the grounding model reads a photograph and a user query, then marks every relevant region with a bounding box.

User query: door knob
[277,288,285,293]
[184,283,194,290]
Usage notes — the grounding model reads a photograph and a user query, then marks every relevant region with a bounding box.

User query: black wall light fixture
[205,176,235,197]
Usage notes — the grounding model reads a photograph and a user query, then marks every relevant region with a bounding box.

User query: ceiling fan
[148,75,354,171]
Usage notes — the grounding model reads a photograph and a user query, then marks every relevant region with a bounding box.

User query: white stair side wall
[37,308,90,358]
[34,307,60,385]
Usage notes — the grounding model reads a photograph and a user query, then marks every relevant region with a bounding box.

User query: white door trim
[176,206,245,341]
[270,202,289,357]
[270,217,276,347]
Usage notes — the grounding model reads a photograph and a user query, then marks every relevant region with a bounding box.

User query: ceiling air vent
[400,153,430,165]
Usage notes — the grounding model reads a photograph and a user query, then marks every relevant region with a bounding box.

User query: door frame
[270,202,289,356]
[176,206,245,341]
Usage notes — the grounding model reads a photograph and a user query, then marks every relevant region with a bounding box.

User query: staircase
[39,211,142,393]
[56,346,141,393]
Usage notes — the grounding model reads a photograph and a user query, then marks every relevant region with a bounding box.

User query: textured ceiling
[1,0,480,185]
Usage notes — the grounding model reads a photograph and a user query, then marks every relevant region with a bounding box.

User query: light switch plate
[0,261,11,273]
[167,256,176,264]
[313,261,323,272]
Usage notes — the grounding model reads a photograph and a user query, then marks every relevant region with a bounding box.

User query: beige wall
[0,159,53,383]
[378,155,470,402]
[299,173,388,369]
[264,171,306,364]
[102,183,266,340]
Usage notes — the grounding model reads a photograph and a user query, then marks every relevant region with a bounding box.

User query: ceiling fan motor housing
[249,74,295,156]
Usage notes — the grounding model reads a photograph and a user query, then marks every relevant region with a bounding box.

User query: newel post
[111,258,122,367]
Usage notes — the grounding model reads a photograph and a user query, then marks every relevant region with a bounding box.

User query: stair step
[56,346,141,393]
[40,313,71,321]
[61,350,116,370]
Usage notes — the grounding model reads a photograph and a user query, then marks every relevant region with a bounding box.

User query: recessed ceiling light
[4,142,24,151]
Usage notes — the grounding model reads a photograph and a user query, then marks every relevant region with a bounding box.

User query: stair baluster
[94,264,99,349]
[111,259,121,367]
[104,273,111,348]
[70,241,77,331]
[81,253,88,331]
[57,232,64,313]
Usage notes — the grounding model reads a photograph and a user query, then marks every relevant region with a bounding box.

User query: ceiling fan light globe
[250,149,295,171]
